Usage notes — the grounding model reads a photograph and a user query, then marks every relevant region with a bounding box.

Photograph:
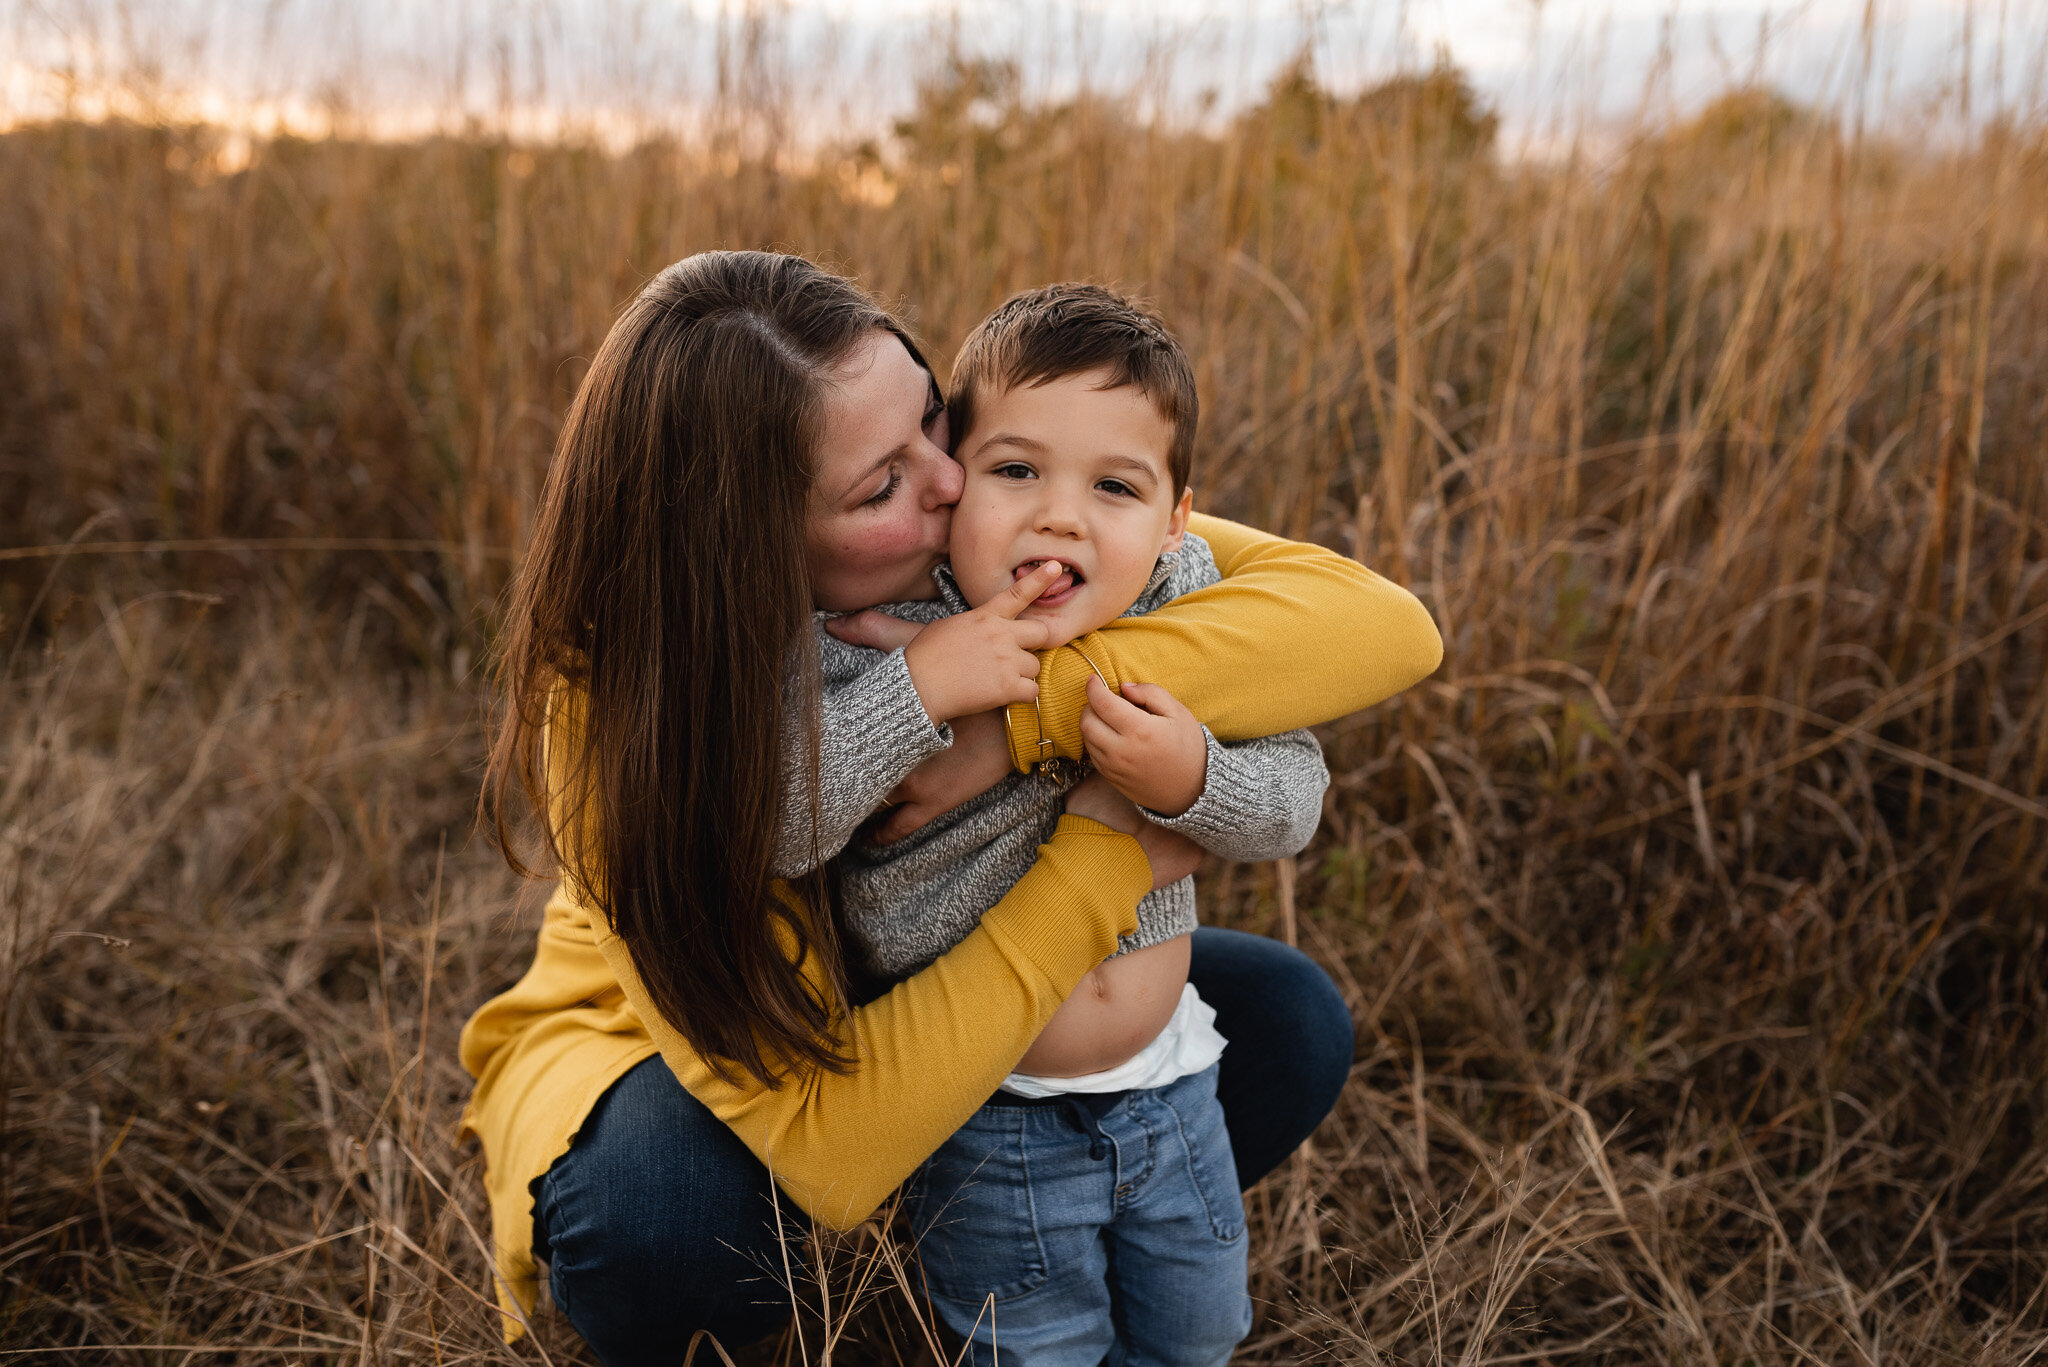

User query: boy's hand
[869,710,1013,844]
[1079,677,1207,817]
[830,561,1064,724]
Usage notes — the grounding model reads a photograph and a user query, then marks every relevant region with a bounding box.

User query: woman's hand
[827,561,1063,725]
[1064,773,1203,892]
[868,709,1014,844]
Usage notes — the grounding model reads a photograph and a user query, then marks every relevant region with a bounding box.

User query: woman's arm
[1004,513,1442,768]
[593,816,1151,1229]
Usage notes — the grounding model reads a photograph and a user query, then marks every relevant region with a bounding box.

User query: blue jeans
[906,1065,1251,1367]
[531,928,1352,1365]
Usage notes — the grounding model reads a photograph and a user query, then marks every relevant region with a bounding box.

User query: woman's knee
[1188,927,1356,1187]
[533,1058,801,1362]
[1192,928,1353,1074]
[1274,943,1359,1095]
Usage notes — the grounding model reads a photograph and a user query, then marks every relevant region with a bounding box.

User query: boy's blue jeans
[906,1064,1250,1367]
[531,928,1352,1365]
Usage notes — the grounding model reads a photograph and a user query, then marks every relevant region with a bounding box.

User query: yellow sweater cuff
[979,814,1147,963]
[1005,633,1123,771]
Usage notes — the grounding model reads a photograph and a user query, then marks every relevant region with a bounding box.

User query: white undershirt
[999,982,1227,1099]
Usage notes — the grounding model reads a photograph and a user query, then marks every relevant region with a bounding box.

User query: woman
[461,252,1441,1362]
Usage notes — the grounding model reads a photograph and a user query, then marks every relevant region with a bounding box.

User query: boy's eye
[993,462,1035,481]
[1096,478,1136,498]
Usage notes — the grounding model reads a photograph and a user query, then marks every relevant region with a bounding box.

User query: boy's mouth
[1014,558,1084,606]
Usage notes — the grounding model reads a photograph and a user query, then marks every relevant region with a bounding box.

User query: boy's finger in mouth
[1013,559,1084,603]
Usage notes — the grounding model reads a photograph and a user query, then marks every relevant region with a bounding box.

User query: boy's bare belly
[1016,935,1192,1077]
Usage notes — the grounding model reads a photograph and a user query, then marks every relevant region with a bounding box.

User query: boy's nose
[1034,496,1085,538]
[1031,477,1091,537]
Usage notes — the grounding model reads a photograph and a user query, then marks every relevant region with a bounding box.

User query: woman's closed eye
[862,469,902,505]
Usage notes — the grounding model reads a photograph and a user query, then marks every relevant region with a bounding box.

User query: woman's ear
[1158,488,1194,554]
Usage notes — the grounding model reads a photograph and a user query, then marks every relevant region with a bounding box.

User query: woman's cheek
[844,509,927,572]
[811,508,935,607]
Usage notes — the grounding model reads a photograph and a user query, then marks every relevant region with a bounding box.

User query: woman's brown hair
[488,251,932,1086]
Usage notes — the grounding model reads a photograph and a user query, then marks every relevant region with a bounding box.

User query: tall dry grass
[4,36,2048,1365]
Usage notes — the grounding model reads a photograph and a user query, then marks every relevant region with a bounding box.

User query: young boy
[782,284,1328,1366]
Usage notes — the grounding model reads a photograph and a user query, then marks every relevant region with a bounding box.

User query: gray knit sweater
[776,534,1329,983]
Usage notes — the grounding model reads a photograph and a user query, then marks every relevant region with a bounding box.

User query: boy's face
[948,367,1192,646]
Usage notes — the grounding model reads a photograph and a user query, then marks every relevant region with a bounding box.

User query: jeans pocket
[905,1122,1049,1305]
[1161,1069,1247,1243]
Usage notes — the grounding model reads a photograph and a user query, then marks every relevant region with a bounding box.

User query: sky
[4,0,2043,147]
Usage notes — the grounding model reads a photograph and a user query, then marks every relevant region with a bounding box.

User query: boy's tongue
[1016,559,1077,598]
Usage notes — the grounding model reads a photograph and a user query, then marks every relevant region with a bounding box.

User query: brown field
[4,36,2048,1366]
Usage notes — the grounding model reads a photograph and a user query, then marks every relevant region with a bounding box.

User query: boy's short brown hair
[948,283,1198,492]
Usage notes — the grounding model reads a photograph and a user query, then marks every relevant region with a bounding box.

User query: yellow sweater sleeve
[592,816,1148,1230]
[1006,513,1443,768]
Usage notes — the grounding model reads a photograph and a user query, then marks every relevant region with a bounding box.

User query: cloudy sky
[4,0,2041,144]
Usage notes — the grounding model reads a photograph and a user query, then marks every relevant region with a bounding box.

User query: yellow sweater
[456,514,1441,1335]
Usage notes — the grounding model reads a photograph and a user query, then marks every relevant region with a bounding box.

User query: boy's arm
[779,565,1080,871]
[1079,675,1328,864]
[1143,727,1328,863]
[773,640,950,878]
[1006,513,1441,768]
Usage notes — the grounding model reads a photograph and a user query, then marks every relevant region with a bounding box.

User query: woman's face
[806,330,962,611]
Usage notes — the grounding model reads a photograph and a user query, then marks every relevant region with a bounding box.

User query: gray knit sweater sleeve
[772,618,952,880]
[1142,725,1328,862]
[1125,536,1329,863]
